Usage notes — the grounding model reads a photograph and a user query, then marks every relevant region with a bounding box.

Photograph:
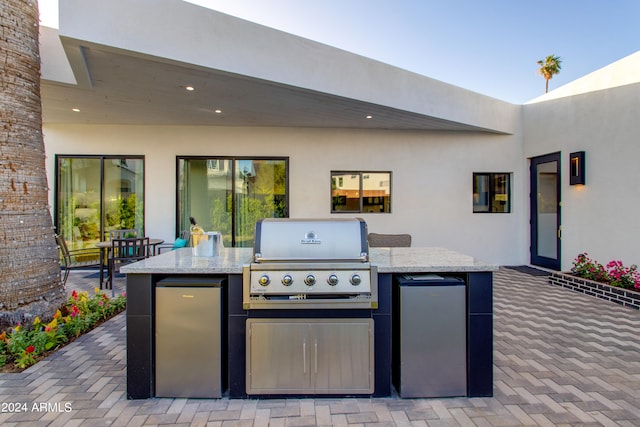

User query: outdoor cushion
[173,238,188,249]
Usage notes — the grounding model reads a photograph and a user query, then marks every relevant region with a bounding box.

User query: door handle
[314,339,318,374]
[303,340,306,374]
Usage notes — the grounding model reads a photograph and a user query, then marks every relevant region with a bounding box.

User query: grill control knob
[304,274,316,286]
[350,274,362,286]
[327,274,339,286]
[258,275,270,286]
[281,274,293,286]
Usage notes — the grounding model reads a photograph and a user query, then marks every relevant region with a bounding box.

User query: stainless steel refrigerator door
[155,287,221,398]
[400,283,466,397]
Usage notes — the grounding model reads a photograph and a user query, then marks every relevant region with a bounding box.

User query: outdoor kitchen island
[122,245,496,400]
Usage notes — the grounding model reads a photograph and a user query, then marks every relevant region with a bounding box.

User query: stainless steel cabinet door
[247,321,311,393]
[246,319,374,394]
[313,320,374,394]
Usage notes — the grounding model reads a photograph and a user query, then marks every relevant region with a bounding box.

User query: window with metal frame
[473,172,511,213]
[331,171,391,213]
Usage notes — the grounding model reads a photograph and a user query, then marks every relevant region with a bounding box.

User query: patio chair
[156,230,191,254]
[107,237,150,292]
[55,234,102,286]
[367,233,412,248]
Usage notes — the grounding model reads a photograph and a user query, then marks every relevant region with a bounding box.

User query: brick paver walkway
[1,268,640,426]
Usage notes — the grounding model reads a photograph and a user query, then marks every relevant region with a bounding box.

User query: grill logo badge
[301,230,321,245]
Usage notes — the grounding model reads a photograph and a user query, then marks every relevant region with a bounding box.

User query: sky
[39,0,639,104]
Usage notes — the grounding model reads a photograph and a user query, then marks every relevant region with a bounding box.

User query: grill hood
[253,218,368,262]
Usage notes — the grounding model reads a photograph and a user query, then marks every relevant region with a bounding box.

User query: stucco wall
[43,125,525,266]
[523,82,640,270]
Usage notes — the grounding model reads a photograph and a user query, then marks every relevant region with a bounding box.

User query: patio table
[96,238,164,288]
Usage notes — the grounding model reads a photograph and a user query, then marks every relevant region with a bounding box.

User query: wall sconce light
[570,151,585,185]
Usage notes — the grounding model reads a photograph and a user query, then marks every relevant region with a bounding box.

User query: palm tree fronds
[537,54,562,93]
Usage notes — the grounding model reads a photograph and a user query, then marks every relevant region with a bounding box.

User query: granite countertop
[121,247,253,274]
[121,247,497,274]
[370,247,498,273]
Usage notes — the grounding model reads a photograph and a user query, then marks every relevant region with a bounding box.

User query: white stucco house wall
[523,51,640,270]
[39,0,639,271]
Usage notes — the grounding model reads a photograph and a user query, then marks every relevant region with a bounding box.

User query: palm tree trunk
[0,0,66,328]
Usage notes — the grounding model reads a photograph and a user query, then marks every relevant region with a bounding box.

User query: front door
[530,153,561,270]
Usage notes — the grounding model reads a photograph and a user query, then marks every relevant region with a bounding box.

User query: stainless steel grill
[243,218,378,310]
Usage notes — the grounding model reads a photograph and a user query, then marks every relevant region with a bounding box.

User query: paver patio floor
[1,267,640,426]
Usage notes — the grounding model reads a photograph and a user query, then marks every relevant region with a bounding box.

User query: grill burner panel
[243,218,378,310]
[243,265,377,309]
[249,265,371,295]
[244,218,377,310]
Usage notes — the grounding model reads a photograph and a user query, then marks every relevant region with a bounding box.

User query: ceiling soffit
[42,44,501,133]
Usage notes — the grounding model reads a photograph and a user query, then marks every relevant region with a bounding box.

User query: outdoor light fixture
[569,151,585,185]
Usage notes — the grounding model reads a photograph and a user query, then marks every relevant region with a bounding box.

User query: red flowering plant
[572,253,640,290]
[63,303,92,338]
[572,253,608,283]
[606,260,640,290]
[42,311,68,351]
[14,345,37,369]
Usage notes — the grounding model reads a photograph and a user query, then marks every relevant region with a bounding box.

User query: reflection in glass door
[57,157,101,250]
[178,157,288,248]
[530,153,561,270]
[234,159,288,247]
[102,158,145,237]
[178,158,233,246]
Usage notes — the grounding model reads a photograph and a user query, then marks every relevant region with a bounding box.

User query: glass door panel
[57,157,101,250]
[536,164,557,258]
[178,159,233,247]
[234,159,287,247]
[530,153,561,270]
[102,158,144,238]
[178,157,288,247]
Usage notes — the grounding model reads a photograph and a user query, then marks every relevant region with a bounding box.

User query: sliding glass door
[56,156,145,250]
[178,157,288,247]
[178,158,233,245]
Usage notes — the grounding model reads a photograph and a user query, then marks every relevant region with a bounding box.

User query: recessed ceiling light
[366,115,373,119]
[185,86,195,91]
[72,108,80,112]
[214,109,222,114]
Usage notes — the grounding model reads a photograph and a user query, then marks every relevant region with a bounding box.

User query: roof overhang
[41,0,519,133]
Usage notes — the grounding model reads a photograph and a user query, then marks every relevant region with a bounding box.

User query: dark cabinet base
[126,271,492,399]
